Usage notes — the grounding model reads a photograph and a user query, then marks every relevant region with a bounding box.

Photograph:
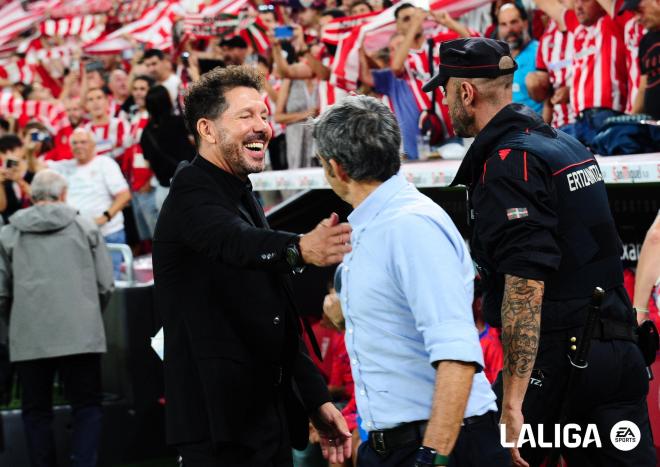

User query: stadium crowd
[0,0,655,255]
[0,0,657,465]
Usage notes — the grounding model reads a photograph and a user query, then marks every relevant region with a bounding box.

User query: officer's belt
[591,318,637,342]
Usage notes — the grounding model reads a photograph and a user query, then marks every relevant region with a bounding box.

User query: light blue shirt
[512,39,544,114]
[337,173,497,432]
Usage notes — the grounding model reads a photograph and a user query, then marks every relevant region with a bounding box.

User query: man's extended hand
[310,401,352,463]
[299,212,352,266]
[500,407,529,467]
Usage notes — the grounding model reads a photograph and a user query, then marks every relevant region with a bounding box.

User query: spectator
[631,0,660,118]
[497,3,544,114]
[537,0,628,146]
[0,134,32,224]
[258,4,279,29]
[47,128,132,279]
[46,97,87,161]
[525,0,576,128]
[142,49,181,108]
[123,75,158,244]
[107,69,131,118]
[275,74,318,169]
[359,35,422,159]
[390,5,472,143]
[21,121,54,162]
[350,1,374,15]
[83,88,130,163]
[0,169,114,467]
[218,36,249,66]
[140,85,195,209]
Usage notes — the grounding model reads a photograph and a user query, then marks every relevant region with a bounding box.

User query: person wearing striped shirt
[536,0,629,147]
[83,87,130,165]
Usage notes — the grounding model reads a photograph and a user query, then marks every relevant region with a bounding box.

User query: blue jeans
[131,190,159,241]
[559,108,620,148]
[104,229,126,280]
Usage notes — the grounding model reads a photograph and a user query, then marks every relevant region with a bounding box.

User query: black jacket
[453,104,631,332]
[153,155,329,448]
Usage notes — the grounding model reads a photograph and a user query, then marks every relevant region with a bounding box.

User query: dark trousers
[16,353,103,467]
[177,393,293,467]
[357,412,510,467]
[493,332,656,466]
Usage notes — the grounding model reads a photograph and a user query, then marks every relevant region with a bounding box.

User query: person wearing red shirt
[83,88,130,165]
[46,97,87,161]
[536,0,629,147]
[123,75,159,243]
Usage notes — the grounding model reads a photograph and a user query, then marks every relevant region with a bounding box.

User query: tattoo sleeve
[501,275,544,380]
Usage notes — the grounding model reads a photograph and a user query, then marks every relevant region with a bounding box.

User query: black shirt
[639,30,660,119]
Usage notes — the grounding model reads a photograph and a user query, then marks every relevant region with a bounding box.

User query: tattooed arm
[500,274,544,467]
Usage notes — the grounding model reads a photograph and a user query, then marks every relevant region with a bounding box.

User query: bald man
[46,128,131,278]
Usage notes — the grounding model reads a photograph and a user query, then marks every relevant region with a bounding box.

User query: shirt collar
[192,154,252,201]
[348,172,408,230]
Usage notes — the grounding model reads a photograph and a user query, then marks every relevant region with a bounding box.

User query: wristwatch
[285,235,306,274]
[103,210,112,222]
[414,446,449,466]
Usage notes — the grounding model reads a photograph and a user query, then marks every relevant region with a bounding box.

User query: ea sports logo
[610,421,641,451]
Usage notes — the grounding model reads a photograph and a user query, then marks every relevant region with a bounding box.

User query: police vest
[491,128,623,301]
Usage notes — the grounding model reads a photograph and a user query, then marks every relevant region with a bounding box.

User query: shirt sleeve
[390,213,485,369]
[101,157,129,195]
[536,36,548,71]
[476,150,562,280]
[372,69,395,95]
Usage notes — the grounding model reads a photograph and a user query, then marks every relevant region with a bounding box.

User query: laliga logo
[500,421,641,451]
[500,424,602,449]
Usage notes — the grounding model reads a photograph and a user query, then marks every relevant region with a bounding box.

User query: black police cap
[422,38,518,93]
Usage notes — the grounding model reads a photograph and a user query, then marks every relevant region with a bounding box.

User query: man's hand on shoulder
[299,213,352,267]
[310,401,352,463]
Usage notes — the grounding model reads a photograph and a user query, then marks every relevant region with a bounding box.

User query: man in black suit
[153,65,353,467]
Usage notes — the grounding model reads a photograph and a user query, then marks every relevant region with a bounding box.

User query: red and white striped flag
[83,1,184,55]
[40,15,106,42]
[0,92,70,133]
[0,1,46,47]
[320,11,379,46]
[239,16,271,54]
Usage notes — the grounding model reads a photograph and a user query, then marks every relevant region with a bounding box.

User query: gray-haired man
[0,170,114,467]
[314,95,508,467]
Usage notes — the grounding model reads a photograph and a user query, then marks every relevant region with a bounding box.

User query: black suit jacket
[153,156,329,449]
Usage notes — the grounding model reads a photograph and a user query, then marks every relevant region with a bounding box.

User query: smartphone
[121,48,134,61]
[274,26,294,40]
[85,61,104,73]
[181,51,190,68]
[5,159,18,169]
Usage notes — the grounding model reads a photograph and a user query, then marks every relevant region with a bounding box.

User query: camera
[5,159,18,169]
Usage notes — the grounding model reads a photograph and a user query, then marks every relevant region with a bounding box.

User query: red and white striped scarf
[0,92,70,133]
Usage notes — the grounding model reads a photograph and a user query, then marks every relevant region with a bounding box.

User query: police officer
[422,38,656,467]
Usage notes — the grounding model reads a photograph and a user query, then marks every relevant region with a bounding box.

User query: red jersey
[564,9,628,114]
[85,118,129,165]
[479,324,503,384]
[312,45,348,113]
[536,20,576,128]
[622,14,644,113]
[44,125,74,161]
[303,320,343,382]
[122,110,153,191]
[329,335,354,401]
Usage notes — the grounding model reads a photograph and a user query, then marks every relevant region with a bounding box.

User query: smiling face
[131,78,150,109]
[206,87,272,179]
